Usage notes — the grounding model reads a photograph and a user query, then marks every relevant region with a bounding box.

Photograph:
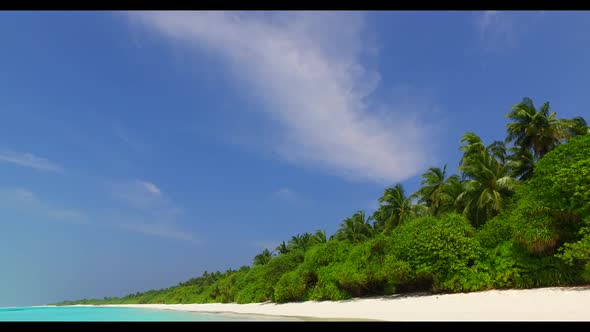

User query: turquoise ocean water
[0,306,269,321]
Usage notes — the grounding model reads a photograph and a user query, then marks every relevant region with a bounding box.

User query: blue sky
[1,11,589,307]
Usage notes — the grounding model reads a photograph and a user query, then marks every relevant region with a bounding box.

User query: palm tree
[446,174,466,213]
[416,165,463,216]
[565,116,589,137]
[275,241,290,255]
[507,146,535,180]
[457,133,519,226]
[288,233,315,251]
[313,230,327,244]
[335,210,373,243]
[505,97,578,159]
[487,140,508,165]
[459,132,487,164]
[253,249,273,266]
[372,184,418,234]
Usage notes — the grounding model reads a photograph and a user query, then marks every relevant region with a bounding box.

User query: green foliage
[457,133,519,226]
[334,210,374,243]
[307,268,352,301]
[253,249,274,266]
[54,100,590,308]
[508,135,590,255]
[505,97,582,159]
[527,134,590,216]
[557,217,590,281]
[233,250,304,303]
[273,268,308,303]
[475,213,515,249]
[372,184,420,234]
[389,213,481,291]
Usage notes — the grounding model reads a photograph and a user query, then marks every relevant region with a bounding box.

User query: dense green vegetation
[55,98,590,306]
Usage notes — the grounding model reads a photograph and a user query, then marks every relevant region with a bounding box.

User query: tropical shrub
[388,213,481,292]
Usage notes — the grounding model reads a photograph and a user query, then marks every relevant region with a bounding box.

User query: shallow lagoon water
[0,306,270,321]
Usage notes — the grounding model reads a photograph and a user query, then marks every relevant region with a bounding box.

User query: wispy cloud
[272,187,295,199]
[137,180,161,195]
[127,11,435,184]
[476,11,518,53]
[111,179,170,211]
[112,122,148,152]
[0,149,63,173]
[0,187,86,224]
[271,187,309,207]
[108,179,195,242]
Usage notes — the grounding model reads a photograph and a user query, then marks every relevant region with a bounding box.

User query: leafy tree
[507,146,536,181]
[511,135,590,255]
[416,165,462,216]
[505,97,584,159]
[372,184,420,234]
[526,134,590,217]
[253,249,274,266]
[275,241,290,255]
[314,229,328,244]
[54,101,590,308]
[389,213,481,292]
[457,133,519,226]
[288,233,315,252]
[335,210,374,243]
[565,116,589,138]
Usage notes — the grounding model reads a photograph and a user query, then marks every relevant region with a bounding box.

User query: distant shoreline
[62,286,590,321]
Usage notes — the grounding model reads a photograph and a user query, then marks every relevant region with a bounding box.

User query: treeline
[55,98,590,305]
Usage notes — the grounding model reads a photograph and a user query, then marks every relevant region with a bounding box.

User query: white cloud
[476,11,518,52]
[271,187,309,207]
[0,187,86,224]
[113,122,148,152]
[112,179,168,210]
[0,149,63,173]
[127,11,434,184]
[273,187,294,198]
[14,188,36,202]
[137,180,161,195]
[108,179,194,242]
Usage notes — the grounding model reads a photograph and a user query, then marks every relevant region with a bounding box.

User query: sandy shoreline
[75,286,590,321]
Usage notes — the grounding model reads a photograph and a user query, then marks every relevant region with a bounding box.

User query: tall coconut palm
[372,184,419,234]
[487,140,508,165]
[446,174,466,213]
[565,116,589,137]
[416,165,463,216]
[288,232,316,251]
[459,132,487,165]
[458,133,519,226]
[335,210,373,243]
[416,165,447,215]
[313,229,328,244]
[507,146,536,181]
[275,241,290,255]
[253,249,273,266]
[505,97,574,159]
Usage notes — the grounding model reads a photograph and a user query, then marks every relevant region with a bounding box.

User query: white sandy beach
[100,286,590,321]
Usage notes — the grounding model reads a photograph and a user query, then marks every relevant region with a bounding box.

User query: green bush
[389,213,481,292]
[528,134,590,216]
[308,265,352,301]
[273,268,308,303]
[232,250,304,303]
[557,217,590,282]
[475,213,515,249]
